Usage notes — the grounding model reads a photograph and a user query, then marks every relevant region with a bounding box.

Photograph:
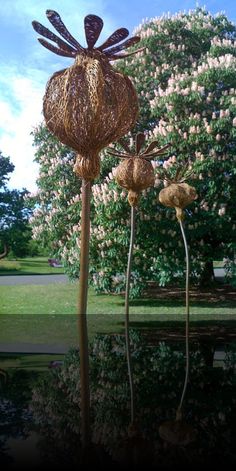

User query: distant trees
[30,8,236,294]
[0,151,31,258]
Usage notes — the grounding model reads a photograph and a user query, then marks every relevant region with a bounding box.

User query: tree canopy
[0,151,31,258]
[30,8,236,294]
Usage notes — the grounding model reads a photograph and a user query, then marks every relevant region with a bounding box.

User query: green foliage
[30,9,236,294]
[0,151,32,257]
[0,152,14,188]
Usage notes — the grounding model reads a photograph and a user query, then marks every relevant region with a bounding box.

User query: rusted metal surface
[78,179,91,446]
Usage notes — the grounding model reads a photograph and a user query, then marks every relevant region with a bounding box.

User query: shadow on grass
[111,297,236,309]
[127,318,236,329]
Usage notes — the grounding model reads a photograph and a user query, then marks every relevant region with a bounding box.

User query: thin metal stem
[78,179,91,447]
[177,219,190,419]
[125,205,136,425]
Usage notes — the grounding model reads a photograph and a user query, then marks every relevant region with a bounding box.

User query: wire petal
[32,21,76,53]
[142,140,160,155]
[46,10,84,51]
[84,15,103,49]
[135,132,145,153]
[144,144,171,158]
[97,28,129,51]
[104,36,140,55]
[38,38,76,57]
[107,149,131,158]
[108,47,144,60]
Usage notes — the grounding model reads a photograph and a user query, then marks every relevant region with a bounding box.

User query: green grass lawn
[0,281,236,345]
[0,256,235,347]
[1,283,236,316]
[0,257,64,275]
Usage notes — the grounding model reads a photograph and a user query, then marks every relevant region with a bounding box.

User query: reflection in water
[1,333,236,469]
[5,432,42,469]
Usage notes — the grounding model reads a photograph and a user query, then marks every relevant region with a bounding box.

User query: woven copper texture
[108,132,170,206]
[43,53,139,179]
[32,11,141,180]
[116,158,154,206]
[159,183,197,221]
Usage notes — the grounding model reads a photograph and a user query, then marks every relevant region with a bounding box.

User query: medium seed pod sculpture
[108,134,170,436]
[32,11,141,180]
[158,161,197,446]
[108,133,170,206]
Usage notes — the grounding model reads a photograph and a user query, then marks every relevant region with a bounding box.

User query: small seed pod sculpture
[158,162,197,222]
[32,10,141,450]
[157,162,198,446]
[108,134,170,437]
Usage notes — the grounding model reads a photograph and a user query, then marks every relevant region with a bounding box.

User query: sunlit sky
[0,0,236,192]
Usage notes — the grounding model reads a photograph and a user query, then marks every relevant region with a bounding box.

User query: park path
[0,341,225,360]
[0,342,69,354]
[0,268,225,285]
[0,274,69,285]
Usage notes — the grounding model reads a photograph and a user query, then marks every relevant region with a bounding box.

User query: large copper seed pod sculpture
[32,11,141,180]
[32,10,141,451]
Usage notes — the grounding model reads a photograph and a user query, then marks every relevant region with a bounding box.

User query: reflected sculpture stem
[78,179,91,447]
[177,219,190,419]
[125,205,136,425]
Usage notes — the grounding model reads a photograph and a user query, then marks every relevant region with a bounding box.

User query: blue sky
[0,0,236,192]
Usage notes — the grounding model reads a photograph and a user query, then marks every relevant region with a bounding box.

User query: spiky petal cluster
[32,10,142,61]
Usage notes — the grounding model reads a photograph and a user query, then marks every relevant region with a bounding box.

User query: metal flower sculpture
[32,10,141,450]
[108,133,170,435]
[158,161,198,446]
[32,10,141,180]
[108,132,170,205]
[158,162,197,221]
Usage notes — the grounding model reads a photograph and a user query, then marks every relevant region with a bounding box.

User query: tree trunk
[199,260,215,287]
[0,243,9,260]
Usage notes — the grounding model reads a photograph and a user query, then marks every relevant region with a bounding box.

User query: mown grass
[0,281,236,345]
[0,257,64,275]
[1,283,236,316]
[1,312,236,345]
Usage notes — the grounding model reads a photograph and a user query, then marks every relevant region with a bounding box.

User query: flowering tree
[30,8,236,294]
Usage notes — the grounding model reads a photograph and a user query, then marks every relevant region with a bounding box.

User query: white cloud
[0,0,122,192]
[0,66,46,192]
